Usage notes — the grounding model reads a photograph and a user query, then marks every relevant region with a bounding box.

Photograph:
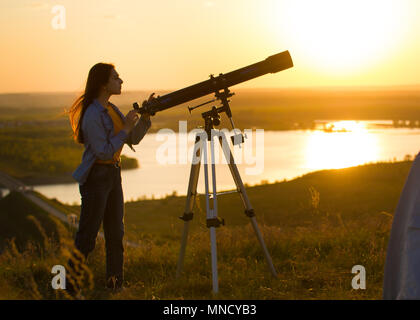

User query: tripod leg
[200,135,220,293]
[208,133,219,294]
[218,131,278,277]
[176,133,205,278]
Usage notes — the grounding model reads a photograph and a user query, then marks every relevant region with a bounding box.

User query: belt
[94,160,121,168]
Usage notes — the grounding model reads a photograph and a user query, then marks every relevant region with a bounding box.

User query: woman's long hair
[68,63,115,144]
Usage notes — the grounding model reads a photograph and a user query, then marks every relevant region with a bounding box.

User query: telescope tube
[136,51,293,115]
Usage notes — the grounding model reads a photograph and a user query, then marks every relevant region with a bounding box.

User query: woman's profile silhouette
[67,62,154,294]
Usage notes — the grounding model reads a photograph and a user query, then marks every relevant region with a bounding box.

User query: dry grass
[0,160,410,299]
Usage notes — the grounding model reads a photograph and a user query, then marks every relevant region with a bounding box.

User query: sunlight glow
[305,121,379,170]
[275,0,408,73]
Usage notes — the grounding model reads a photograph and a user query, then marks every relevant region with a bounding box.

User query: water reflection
[305,121,378,170]
[31,123,420,205]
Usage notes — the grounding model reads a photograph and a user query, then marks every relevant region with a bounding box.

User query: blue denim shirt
[72,99,151,185]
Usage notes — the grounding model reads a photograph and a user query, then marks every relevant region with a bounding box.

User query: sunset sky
[0,0,419,93]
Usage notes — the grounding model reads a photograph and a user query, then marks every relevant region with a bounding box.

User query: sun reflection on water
[305,121,379,170]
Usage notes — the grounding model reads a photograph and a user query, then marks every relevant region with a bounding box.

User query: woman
[383,152,420,299]
[68,62,153,292]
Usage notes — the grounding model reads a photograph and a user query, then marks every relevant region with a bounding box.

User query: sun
[272,0,408,74]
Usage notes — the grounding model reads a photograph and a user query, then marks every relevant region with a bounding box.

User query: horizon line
[1,83,420,95]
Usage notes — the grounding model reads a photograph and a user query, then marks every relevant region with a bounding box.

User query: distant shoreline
[20,174,76,186]
[7,158,417,188]
[4,167,139,187]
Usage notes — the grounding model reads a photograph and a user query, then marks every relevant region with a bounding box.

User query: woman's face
[105,68,123,95]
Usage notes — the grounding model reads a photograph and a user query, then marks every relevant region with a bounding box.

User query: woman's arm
[129,115,151,145]
[126,93,155,147]
[83,110,128,161]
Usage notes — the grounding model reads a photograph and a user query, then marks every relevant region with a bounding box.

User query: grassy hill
[0,192,65,252]
[101,160,409,244]
[0,192,77,299]
[0,160,414,299]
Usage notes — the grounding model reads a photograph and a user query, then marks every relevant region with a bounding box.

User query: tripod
[175,89,277,294]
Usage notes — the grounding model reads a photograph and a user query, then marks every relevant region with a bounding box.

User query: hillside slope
[0,191,67,252]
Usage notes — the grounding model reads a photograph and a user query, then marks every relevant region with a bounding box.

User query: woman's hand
[123,92,156,134]
[123,110,139,133]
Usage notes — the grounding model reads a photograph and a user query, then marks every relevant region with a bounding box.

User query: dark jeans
[74,163,125,287]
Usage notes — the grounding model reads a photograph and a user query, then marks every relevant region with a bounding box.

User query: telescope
[133,51,293,116]
[141,51,293,293]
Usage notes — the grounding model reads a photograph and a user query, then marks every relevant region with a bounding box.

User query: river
[28,120,420,205]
